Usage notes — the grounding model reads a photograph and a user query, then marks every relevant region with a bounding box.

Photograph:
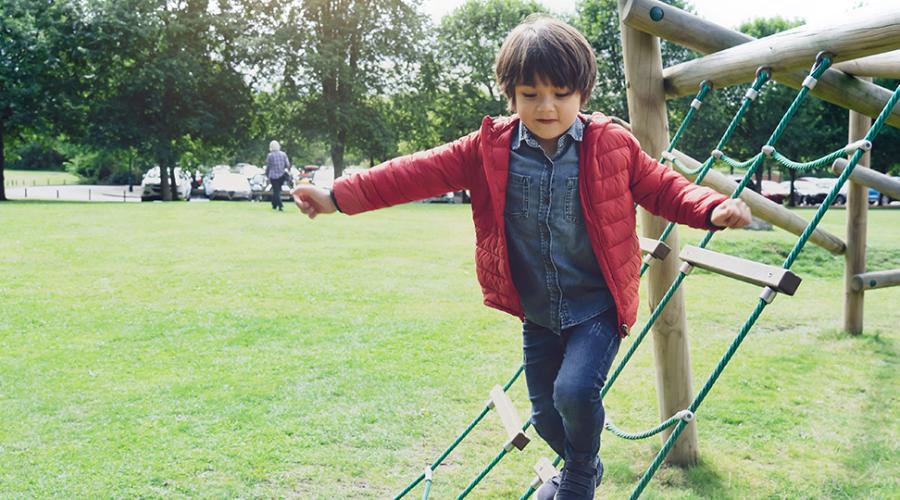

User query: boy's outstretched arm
[291,185,336,219]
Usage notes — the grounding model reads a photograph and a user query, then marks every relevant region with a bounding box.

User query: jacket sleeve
[332,130,480,215]
[626,132,727,230]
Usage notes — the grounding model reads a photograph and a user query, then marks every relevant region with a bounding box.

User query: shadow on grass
[606,453,732,499]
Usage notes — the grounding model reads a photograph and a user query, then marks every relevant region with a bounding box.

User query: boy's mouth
[536,119,557,124]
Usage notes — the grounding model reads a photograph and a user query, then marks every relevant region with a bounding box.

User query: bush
[8,143,68,171]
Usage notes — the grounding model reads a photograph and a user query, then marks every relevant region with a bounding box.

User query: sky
[419,0,898,30]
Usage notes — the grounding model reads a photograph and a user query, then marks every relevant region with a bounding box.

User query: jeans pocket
[505,172,530,218]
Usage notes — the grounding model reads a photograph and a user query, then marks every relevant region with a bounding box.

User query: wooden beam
[621,0,900,128]
[679,245,802,295]
[851,270,900,291]
[618,0,698,466]
[835,50,900,79]
[488,385,530,451]
[843,104,870,335]
[662,8,900,98]
[832,158,900,200]
[668,150,847,255]
[639,236,672,260]
[533,457,558,485]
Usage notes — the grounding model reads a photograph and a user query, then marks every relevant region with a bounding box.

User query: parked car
[236,163,263,180]
[298,165,320,185]
[780,179,828,206]
[423,192,456,203]
[760,180,789,204]
[800,177,849,205]
[203,170,252,200]
[869,187,883,205]
[141,166,192,201]
[249,172,294,201]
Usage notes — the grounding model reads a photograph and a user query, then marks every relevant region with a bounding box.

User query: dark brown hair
[495,15,597,111]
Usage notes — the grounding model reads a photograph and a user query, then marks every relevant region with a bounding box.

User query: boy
[291,15,750,499]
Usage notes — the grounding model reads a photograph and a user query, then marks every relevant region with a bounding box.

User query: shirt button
[620,323,630,335]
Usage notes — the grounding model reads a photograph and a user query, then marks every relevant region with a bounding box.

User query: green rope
[716,152,761,170]
[782,83,900,270]
[769,146,847,172]
[612,70,771,397]
[629,298,767,499]
[605,410,691,440]
[422,478,432,500]
[394,364,525,499]
[458,420,534,499]
[630,75,900,500]
[645,71,770,276]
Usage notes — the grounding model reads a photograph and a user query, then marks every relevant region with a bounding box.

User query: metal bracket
[844,139,872,154]
[802,75,818,90]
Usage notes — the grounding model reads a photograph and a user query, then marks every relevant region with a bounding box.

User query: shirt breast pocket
[565,176,584,225]
[505,172,530,218]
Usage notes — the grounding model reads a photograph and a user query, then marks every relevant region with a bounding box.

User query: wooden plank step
[639,236,672,261]
[679,245,802,295]
[533,457,558,485]
[488,385,530,451]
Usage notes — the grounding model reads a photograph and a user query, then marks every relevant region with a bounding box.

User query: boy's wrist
[327,188,342,213]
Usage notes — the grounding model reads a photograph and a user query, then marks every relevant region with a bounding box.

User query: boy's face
[513,78,582,148]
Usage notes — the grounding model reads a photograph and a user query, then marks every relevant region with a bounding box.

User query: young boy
[291,16,750,499]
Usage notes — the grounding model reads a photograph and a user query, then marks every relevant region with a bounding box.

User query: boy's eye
[555,91,572,98]
[521,93,537,98]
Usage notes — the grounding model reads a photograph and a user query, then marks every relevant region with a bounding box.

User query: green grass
[0,201,897,498]
[4,169,81,187]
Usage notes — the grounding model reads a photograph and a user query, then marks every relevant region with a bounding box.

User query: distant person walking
[266,140,290,211]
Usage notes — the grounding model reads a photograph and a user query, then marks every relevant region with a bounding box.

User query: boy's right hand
[290,185,336,219]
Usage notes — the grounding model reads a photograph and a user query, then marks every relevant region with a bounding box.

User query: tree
[575,0,694,120]
[247,0,426,179]
[83,0,252,200]
[0,0,90,201]
[424,0,546,143]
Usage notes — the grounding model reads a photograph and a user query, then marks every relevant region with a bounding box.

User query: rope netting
[393,51,900,500]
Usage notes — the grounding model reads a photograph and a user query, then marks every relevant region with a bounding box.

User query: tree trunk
[168,164,178,200]
[0,119,6,201]
[159,154,171,202]
[331,132,346,180]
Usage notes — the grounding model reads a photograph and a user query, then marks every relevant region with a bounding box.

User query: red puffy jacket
[333,114,727,336]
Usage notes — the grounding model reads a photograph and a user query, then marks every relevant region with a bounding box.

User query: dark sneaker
[535,472,560,500]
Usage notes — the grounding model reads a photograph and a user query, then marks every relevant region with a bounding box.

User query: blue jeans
[522,308,621,499]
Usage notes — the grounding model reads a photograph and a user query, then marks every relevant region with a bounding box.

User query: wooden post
[845,86,871,335]
[618,0,699,466]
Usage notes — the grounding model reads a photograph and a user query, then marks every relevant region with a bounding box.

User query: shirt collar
[513,118,584,152]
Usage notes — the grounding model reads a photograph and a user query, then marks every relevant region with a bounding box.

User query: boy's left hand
[710,199,752,229]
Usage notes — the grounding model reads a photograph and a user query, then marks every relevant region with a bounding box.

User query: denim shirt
[505,119,614,334]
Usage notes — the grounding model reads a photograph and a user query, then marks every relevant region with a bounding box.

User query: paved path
[7,184,142,202]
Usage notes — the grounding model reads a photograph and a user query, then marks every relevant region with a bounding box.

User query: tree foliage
[83,0,252,199]
[246,0,426,178]
[0,0,90,200]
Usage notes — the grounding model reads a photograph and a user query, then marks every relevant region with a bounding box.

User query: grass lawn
[4,170,81,187]
[0,201,897,498]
